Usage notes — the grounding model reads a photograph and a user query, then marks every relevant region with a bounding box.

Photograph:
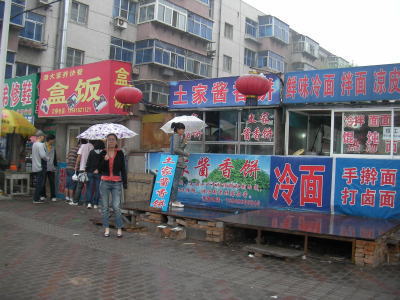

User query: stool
[3,172,31,196]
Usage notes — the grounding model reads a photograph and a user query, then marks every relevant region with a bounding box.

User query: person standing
[64,140,81,203]
[169,122,189,208]
[85,140,105,209]
[99,134,127,237]
[41,134,57,202]
[70,140,94,205]
[32,131,48,204]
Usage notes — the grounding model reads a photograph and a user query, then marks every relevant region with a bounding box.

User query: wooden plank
[244,244,303,259]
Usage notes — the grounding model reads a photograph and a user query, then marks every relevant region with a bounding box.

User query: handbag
[77,172,89,183]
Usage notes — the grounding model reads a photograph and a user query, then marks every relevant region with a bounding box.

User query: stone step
[244,244,303,259]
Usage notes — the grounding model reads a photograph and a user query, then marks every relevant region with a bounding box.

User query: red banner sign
[38,60,132,117]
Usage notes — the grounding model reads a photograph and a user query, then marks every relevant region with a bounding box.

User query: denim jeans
[100,180,123,229]
[33,170,46,202]
[66,169,77,191]
[85,173,101,205]
[170,167,183,202]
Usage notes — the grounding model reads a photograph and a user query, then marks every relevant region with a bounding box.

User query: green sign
[3,73,39,124]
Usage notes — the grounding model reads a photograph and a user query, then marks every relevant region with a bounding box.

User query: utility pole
[0,0,12,137]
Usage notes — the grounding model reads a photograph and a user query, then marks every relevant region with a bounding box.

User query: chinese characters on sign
[284,63,400,104]
[335,158,400,219]
[269,156,332,212]
[150,153,271,210]
[2,74,39,123]
[342,112,396,155]
[38,60,132,117]
[170,75,281,108]
[241,110,274,142]
[150,154,178,212]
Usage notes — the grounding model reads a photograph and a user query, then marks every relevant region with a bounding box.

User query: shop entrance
[287,110,331,156]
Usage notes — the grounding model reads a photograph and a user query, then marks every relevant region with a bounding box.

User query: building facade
[1,0,350,159]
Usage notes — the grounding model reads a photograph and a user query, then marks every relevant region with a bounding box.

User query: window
[138,0,155,22]
[66,48,84,67]
[188,12,213,40]
[136,82,169,106]
[135,40,154,64]
[0,0,25,26]
[293,35,319,57]
[223,55,232,73]
[245,17,257,38]
[16,62,39,77]
[224,22,233,39]
[333,111,395,156]
[110,37,134,63]
[113,0,137,23]
[244,48,256,67]
[70,1,88,24]
[154,40,185,70]
[155,0,186,31]
[5,52,15,79]
[258,50,285,72]
[19,12,45,42]
[258,15,289,44]
[198,0,209,4]
[239,108,276,154]
[186,51,212,77]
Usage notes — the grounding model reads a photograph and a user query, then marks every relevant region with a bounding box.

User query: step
[244,244,304,259]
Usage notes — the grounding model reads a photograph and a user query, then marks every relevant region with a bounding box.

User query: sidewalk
[0,197,399,300]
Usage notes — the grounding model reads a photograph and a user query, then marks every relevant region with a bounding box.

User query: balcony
[18,37,47,51]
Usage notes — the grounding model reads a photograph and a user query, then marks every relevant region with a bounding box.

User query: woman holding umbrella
[169,122,190,208]
[98,133,127,237]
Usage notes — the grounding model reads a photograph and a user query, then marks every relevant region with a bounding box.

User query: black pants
[33,170,46,202]
[41,171,56,199]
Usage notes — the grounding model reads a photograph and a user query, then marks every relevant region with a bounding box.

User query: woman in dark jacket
[85,140,105,209]
[98,134,127,238]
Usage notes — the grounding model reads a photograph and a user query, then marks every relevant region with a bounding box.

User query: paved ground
[0,197,399,300]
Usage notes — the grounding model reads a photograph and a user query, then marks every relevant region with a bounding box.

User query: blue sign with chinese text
[169,75,281,109]
[269,156,333,213]
[283,63,400,104]
[334,158,400,219]
[150,154,178,212]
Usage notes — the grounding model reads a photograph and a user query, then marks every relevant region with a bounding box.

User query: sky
[243,0,400,66]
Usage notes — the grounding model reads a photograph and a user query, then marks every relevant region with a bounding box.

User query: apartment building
[1,0,350,159]
[2,0,350,100]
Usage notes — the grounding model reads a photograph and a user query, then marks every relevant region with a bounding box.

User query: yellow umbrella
[1,109,37,137]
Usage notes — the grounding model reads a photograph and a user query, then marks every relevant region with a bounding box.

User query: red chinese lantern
[235,74,272,106]
[115,86,143,105]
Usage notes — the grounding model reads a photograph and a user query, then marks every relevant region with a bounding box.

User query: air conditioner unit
[162,69,174,77]
[114,17,127,29]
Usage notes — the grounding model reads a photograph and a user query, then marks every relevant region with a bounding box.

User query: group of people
[31,131,127,238]
[30,121,188,237]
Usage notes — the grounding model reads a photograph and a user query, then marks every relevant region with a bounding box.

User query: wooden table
[0,171,31,196]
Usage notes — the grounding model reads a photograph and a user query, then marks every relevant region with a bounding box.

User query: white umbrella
[77,123,137,140]
[160,115,207,134]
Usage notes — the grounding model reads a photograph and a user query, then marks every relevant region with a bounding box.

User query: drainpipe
[216,0,222,77]
[0,0,11,137]
[56,0,70,69]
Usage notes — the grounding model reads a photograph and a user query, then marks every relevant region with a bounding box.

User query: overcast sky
[243,0,400,66]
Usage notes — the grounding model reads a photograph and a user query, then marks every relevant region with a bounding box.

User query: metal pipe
[0,0,12,137]
[59,0,70,68]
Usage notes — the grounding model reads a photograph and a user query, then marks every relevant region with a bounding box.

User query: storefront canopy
[283,63,400,104]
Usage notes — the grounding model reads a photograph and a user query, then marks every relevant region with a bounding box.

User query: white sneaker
[93,205,98,209]
[40,197,46,201]
[171,201,184,208]
[87,203,92,209]
[51,198,57,202]
[69,202,78,206]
